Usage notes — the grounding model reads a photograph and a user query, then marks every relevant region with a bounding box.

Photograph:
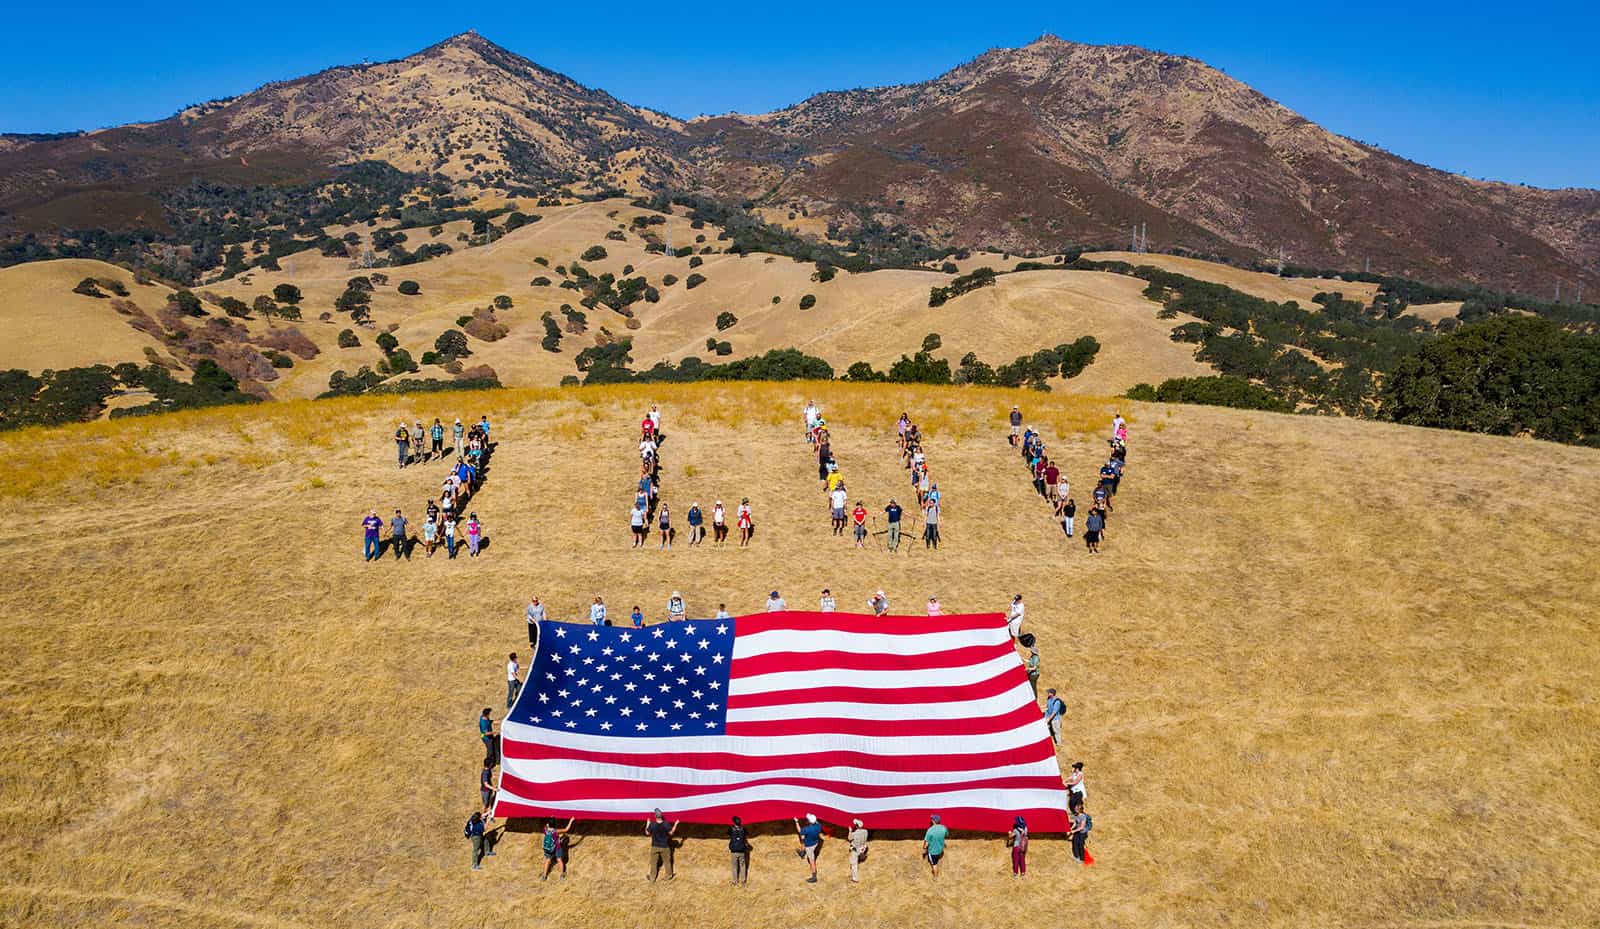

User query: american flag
[493,611,1070,832]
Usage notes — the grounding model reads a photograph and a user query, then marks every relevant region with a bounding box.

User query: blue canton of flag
[508,619,736,737]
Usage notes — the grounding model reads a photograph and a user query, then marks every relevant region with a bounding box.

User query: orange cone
[1082,848,1095,866]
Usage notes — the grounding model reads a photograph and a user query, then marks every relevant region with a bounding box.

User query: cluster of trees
[1381,316,1600,446]
[928,267,997,307]
[841,336,1099,390]
[1,358,259,430]
[1125,376,1294,412]
[574,341,835,386]
[320,368,501,399]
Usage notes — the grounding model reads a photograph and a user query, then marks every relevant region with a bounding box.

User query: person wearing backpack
[465,811,487,870]
[395,423,410,468]
[540,818,576,880]
[1009,815,1029,877]
[728,815,752,885]
[1067,800,1093,864]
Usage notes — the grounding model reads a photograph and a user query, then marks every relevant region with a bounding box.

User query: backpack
[543,831,558,854]
[1083,814,1093,833]
[729,825,749,852]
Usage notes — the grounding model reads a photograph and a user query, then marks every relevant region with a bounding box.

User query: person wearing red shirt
[1043,460,1061,503]
[851,502,868,548]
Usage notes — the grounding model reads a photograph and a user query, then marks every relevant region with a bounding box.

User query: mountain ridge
[1,31,1595,296]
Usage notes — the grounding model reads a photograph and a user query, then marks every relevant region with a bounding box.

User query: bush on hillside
[798,294,816,310]
[581,245,608,261]
[397,280,421,295]
[684,273,706,290]
[337,329,360,348]
[1125,376,1295,412]
[716,311,738,331]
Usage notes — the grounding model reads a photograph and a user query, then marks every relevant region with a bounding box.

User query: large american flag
[494,611,1070,832]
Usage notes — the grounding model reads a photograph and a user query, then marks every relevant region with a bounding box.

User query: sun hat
[805,813,817,824]
[930,814,941,824]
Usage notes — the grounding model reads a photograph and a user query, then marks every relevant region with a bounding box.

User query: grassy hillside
[4,200,1216,405]
[1,383,1596,929]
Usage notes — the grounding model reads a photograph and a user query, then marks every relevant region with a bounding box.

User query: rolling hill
[1,382,1596,929]
[2,33,1596,297]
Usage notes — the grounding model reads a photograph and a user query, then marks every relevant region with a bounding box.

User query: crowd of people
[803,401,942,552]
[471,589,1096,876]
[1010,406,1128,553]
[630,405,754,549]
[362,415,495,561]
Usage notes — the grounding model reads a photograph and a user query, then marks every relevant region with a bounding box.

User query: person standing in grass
[465,513,482,557]
[1085,507,1105,553]
[631,605,645,629]
[819,588,836,612]
[479,759,495,811]
[630,502,647,548]
[737,498,753,546]
[1021,633,1041,698]
[1067,800,1091,864]
[922,814,948,879]
[1006,594,1025,639]
[1009,405,1023,446]
[1045,688,1066,745]
[766,590,787,612]
[389,509,410,560]
[589,596,607,626]
[1009,816,1029,877]
[830,484,848,536]
[927,596,943,616]
[479,708,496,764]
[430,418,445,459]
[420,514,438,557]
[884,498,903,552]
[1061,498,1077,538]
[852,501,868,548]
[847,818,869,883]
[922,496,940,549]
[525,597,544,647]
[687,502,704,545]
[728,815,752,885]
[453,418,465,458]
[505,652,521,708]
[540,818,576,880]
[712,500,727,545]
[466,811,488,870]
[362,510,383,561]
[646,809,678,882]
[658,503,672,550]
[443,514,458,558]
[395,423,410,468]
[477,415,491,443]
[1066,761,1086,806]
[413,421,426,463]
[794,813,823,883]
[867,590,889,616]
[715,603,731,620]
[1044,459,1061,504]
[668,591,686,623]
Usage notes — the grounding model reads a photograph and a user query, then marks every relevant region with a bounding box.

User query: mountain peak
[420,30,506,58]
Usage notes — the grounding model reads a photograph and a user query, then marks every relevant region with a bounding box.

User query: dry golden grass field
[2,382,1597,929]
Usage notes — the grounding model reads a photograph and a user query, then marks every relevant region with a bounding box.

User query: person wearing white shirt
[589,596,607,626]
[766,590,787,612]
[639,437,657,460]
[506,652,521,708]
[712,500,727,545]
[667,592,686,622]
[715,604,732,620]
[648,404,662,435]
[819,589,836,612]
[803,400,819,440]
[525,597,545,647]
[1006,594,1025,638]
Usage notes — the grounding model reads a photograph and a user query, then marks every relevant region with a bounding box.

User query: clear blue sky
[2,1,1596,188]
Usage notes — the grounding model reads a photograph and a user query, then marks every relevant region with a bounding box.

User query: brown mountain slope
[3,33,1595,297]
[691,36,1600,296]
[0,32,685,228]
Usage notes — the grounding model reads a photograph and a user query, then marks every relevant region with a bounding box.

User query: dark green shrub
[798,294,816,310]
[685,273,706,290]
[716,312,738,331]
[580,245,608,261]
[397,280,421,295]
[337,329,360,348]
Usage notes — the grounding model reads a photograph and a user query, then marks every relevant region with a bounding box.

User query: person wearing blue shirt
[923,814,949,878]
[884,499,904,552]
[465,811,488,870]
[794,813,824,883]
[1044,688,1066,745]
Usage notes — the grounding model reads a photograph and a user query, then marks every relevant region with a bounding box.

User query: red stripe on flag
[499,771,1070,803]
[732,610,1006,636]
[724,702,1045,738]
[500,736,1060,772]
[730,641,1015,678]
[493,798,1073,833]
[726,667,1025,709]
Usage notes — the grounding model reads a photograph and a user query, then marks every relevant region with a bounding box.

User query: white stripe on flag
[731,626,1010,659]
[728,652,1020,696]
[726,681,1037,723]
[501,756,1063,787]
[493,782,1067,815]
[501,719,1045,757]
